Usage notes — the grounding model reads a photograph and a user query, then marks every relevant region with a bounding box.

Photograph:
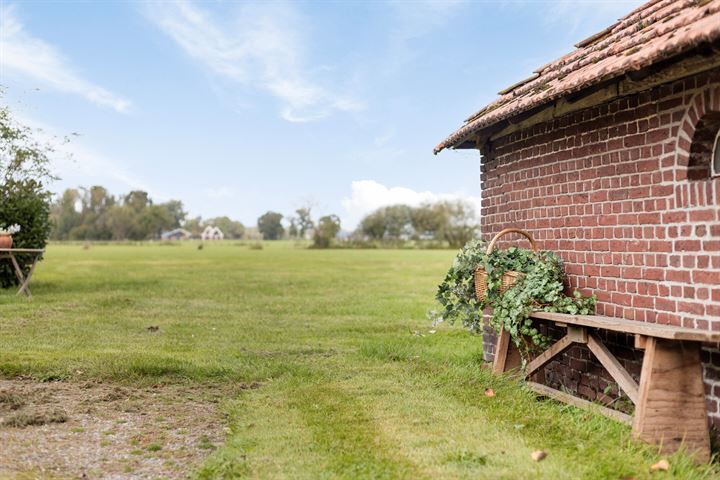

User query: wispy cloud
[390,0,467,41]
[384,0,467,68]
[144,0,362,122]
[15,112,163,199]
[535,0,639,35]
[0,5,131,113]
[342,179,480,228]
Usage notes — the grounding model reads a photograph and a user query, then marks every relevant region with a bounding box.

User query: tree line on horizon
[49,186,478,248]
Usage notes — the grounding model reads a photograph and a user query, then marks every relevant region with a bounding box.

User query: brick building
[435,0,720,430]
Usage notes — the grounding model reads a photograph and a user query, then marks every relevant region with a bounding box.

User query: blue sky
[0,0,640,228]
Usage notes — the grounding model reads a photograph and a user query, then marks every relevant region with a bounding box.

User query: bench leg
[633,337,710,462]
[493,328,522,374]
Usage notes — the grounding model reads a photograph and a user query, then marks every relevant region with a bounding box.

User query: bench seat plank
[531,311,720,342]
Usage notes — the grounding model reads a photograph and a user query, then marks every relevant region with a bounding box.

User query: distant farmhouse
[161,228,191,241]
[201,226,224,241]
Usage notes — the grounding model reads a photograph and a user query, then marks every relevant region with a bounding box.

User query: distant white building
[201,226,224,241]
[161,228,191,241]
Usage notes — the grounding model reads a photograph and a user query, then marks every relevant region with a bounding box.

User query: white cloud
[144,0,362,122]
[0,5,131,113]
[341,180,480,228]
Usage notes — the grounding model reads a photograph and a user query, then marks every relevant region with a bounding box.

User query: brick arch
[675,86,720,176]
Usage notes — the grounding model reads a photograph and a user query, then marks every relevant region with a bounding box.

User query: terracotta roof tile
[435,0,720,154]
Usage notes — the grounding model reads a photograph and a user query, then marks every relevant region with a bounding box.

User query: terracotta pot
[0,234,13,249]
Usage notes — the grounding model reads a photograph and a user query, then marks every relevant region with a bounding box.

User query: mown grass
[0,242,717,479]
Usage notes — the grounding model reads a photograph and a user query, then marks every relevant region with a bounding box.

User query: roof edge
[435,1,720,155]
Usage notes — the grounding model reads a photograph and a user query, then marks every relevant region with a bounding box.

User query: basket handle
[485,228,537,254]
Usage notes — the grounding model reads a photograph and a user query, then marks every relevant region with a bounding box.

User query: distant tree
[207,216,244,239]
[440,200,478,248]
[383,205,413,239]
[163,200,186,228]
[139,204,175,239]
[50,185,189,241]
[50,188,83,240]
[104,205,134,240]
[86,185,114,214]
[295,207,314,238]
[313,214,341,248]
[410,202,447,239]
[77,186,115,240]
[257,211,284,240]
[358,201,478,246]
[359,209,387,240]
[183,216,203,237]
[124,190,150,212]
[358,204,412,240]
[288,218,299,238]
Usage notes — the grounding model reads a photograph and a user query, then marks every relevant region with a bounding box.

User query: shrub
[312,215,341,249]
[0,179,52,288]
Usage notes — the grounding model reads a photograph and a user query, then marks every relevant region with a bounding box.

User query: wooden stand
[0,248,44,298]
[492,312,716,462]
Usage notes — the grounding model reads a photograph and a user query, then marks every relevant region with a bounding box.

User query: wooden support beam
[526,382,632,425]
[634,335,647,350]
[587,334,639,405]
[526,334,574,376]
[492,328,522,374]
[633,338,710,463]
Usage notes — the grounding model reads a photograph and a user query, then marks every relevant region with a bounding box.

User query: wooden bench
[492,311,720,462]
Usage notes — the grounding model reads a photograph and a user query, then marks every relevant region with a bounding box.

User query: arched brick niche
[677,86,720,181]
[688,112,720,180]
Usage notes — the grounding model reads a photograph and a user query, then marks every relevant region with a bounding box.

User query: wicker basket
[474,228,537,302]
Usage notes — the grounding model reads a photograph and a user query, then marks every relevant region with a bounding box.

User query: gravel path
[0,379,231,479]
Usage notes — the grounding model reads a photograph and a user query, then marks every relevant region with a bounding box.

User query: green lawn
[0,242,716,479]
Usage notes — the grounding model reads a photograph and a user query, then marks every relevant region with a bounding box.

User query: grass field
[0,242,717,479]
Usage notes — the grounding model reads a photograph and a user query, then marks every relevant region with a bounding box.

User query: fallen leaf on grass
[650,459,669,472]
[484,388,495,397]
[531,450,547,461]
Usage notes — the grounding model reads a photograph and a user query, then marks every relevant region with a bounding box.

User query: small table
[0,248,44,298]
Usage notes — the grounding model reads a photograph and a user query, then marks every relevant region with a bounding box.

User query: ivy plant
[432,239,595,353]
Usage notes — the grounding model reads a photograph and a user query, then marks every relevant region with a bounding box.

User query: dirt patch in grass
[0,378,240,479]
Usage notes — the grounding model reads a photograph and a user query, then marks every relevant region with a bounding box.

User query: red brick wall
[479,67,720,428]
